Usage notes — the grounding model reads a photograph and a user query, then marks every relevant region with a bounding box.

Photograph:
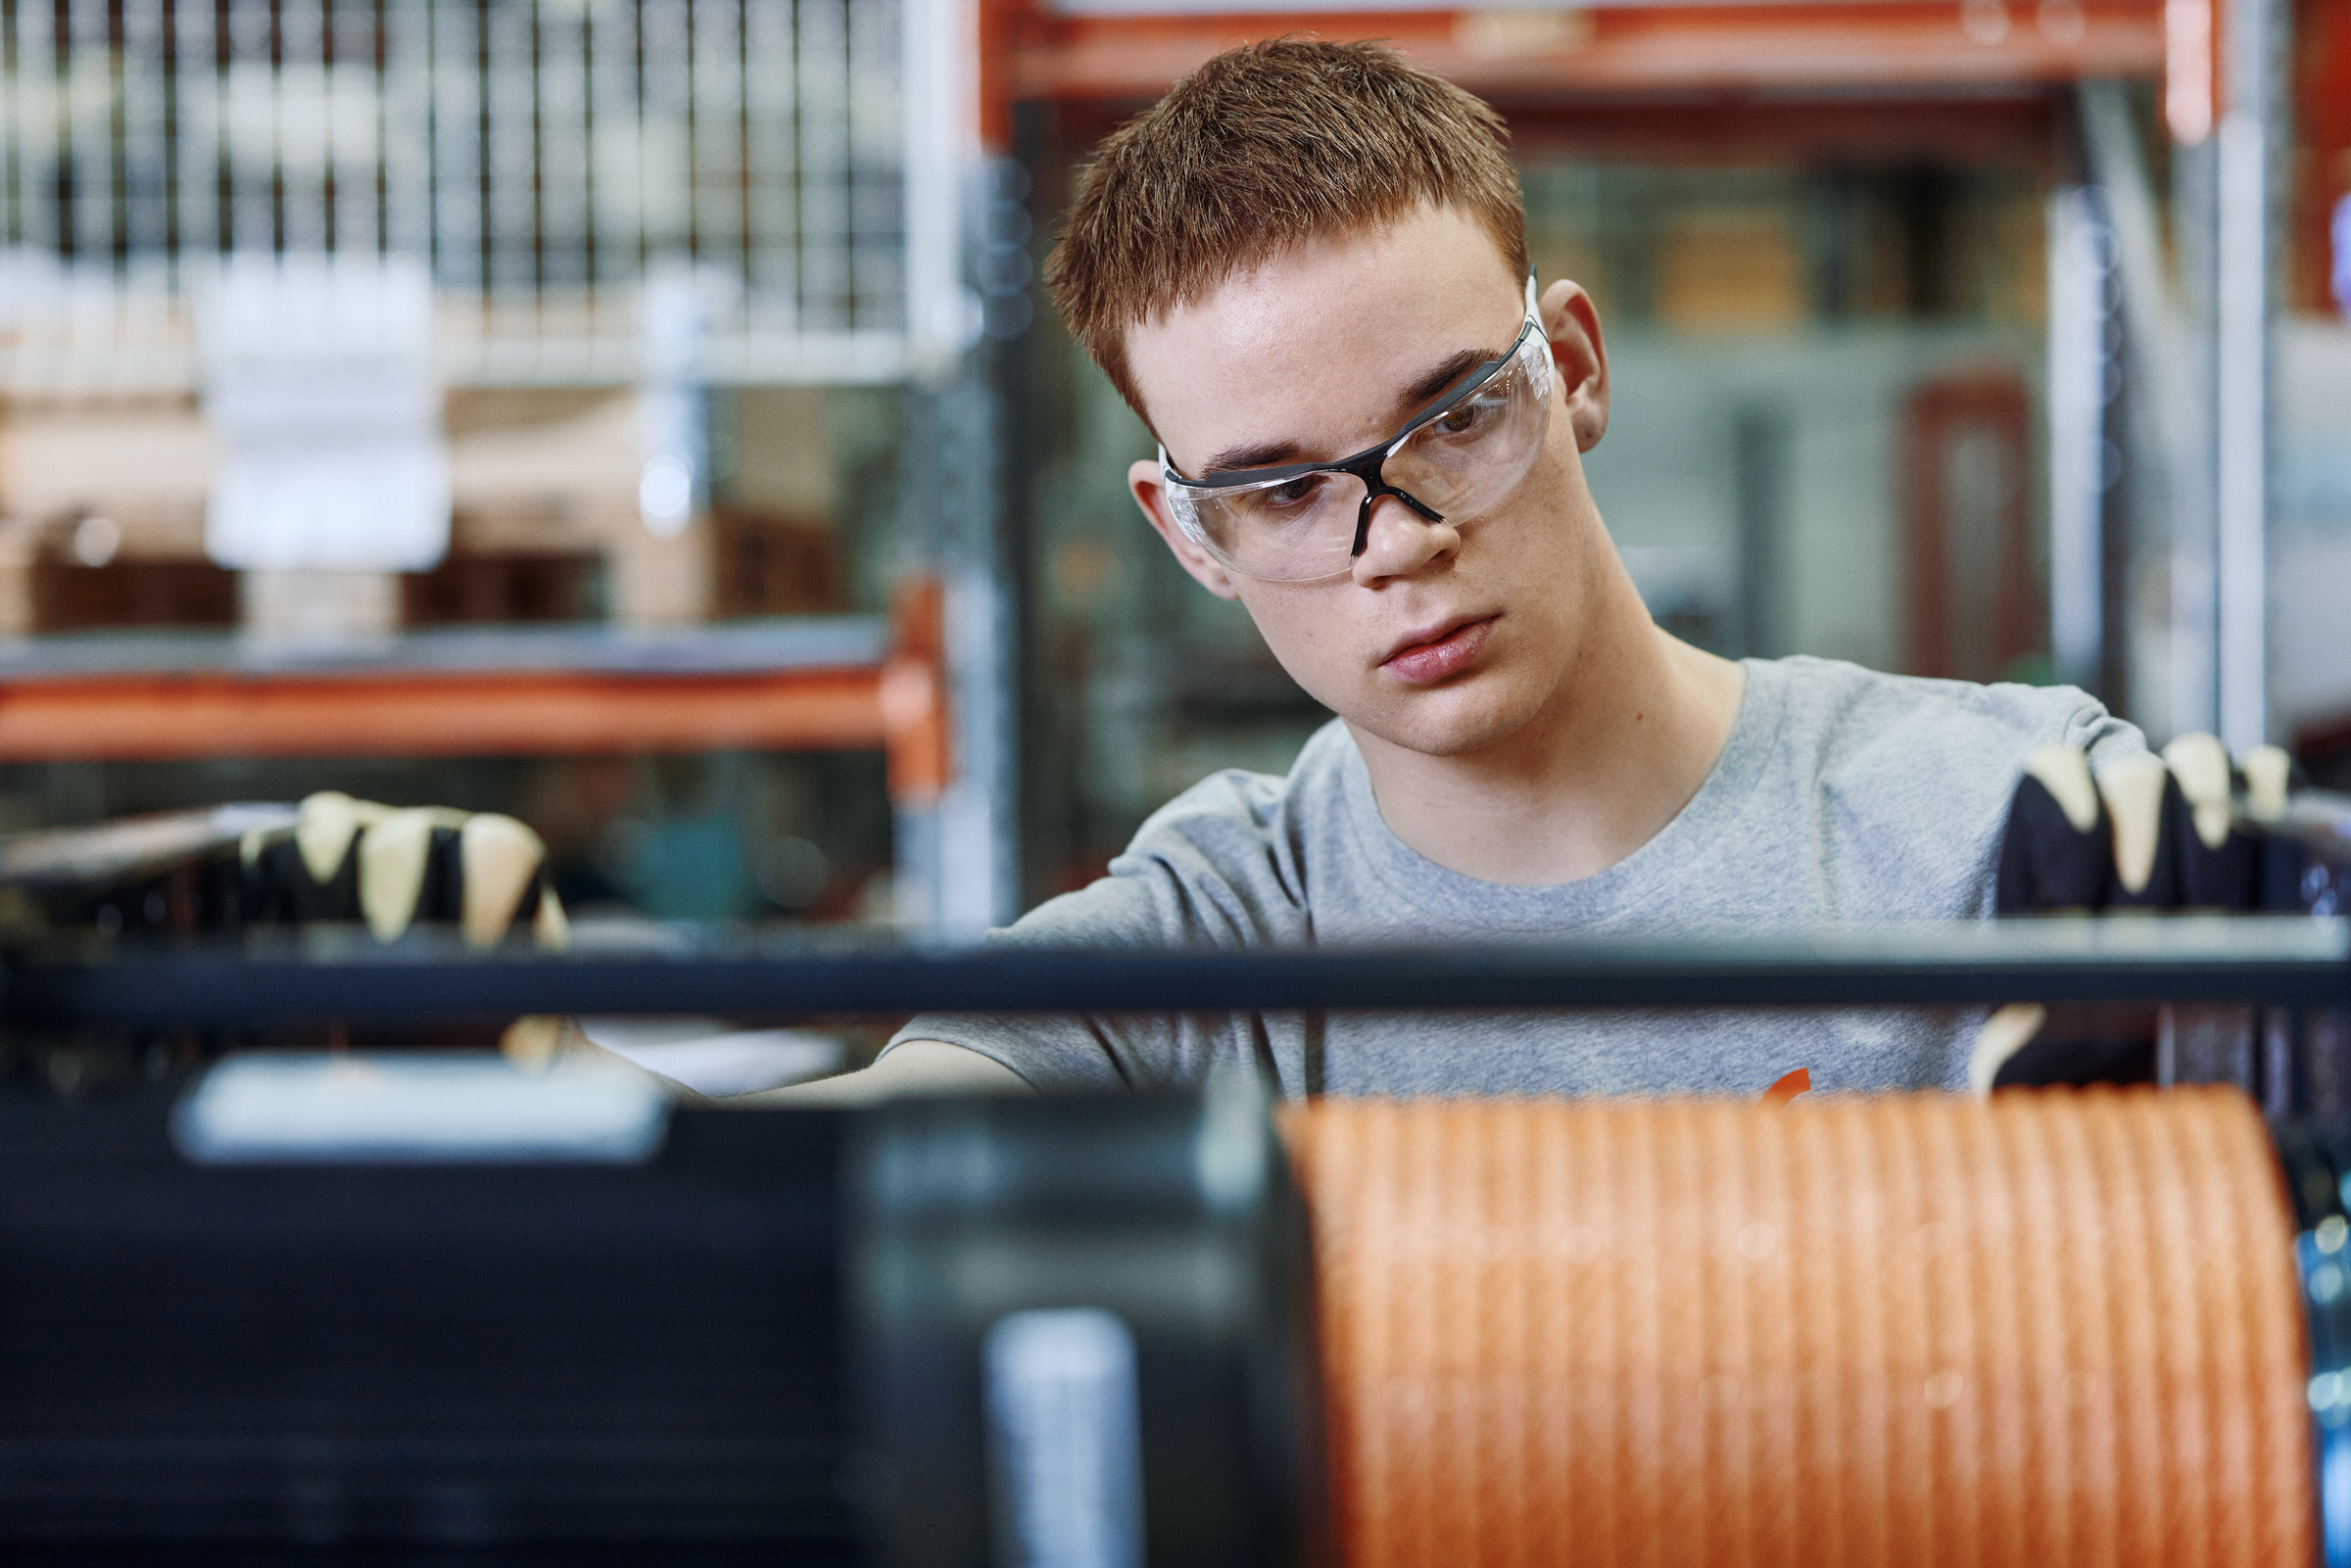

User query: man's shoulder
[1757,655,2145,774]
[997,719,1356,948]
[1123,717,1358,857]
[1739,657,2148,913]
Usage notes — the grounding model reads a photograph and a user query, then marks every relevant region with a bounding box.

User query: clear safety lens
[1168,322,1554,583]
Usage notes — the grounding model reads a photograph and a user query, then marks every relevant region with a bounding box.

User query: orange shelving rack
[0,581,955,808]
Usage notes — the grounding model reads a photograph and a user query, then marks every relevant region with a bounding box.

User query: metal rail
[3,917,2344,1027]
[0,617,899,763]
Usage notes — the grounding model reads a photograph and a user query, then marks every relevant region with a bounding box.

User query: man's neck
[1347,568,1748,887]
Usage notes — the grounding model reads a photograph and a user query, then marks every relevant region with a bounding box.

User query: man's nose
[1350,491,1460,585]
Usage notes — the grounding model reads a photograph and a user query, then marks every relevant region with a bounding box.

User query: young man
[779,38,2145,1104]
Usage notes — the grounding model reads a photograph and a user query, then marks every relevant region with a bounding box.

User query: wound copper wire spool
[1278,1089,2313,1568]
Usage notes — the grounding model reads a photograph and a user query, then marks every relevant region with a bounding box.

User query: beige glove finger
[2096,753,2170,903]
[458,814,555,951]
[2019,742,2100,832]
[295,791,394,884]
[2243,744,2292,821]
[358,808,436,943]
[355,806,466,942]
[239,790,388,878]
[532,886,569,952]
[1968,1002,2047,1099]
[2161,734,2235,852]
[355,805,565,955]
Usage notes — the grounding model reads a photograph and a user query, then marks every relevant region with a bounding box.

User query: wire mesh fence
[1,0,951,391]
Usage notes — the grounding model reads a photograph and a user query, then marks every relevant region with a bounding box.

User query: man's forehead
[1134,208,1509,351]
[1128,210,1522,463]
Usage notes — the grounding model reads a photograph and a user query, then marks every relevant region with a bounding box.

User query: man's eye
[1431,394,1503,438]
[1238,475,1326,514]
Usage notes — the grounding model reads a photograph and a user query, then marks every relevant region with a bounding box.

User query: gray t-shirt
[891,656,2147,1099]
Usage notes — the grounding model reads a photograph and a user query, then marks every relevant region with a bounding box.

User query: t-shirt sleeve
[883,768,1312,1092]
[2064,691,2152,778]
[1966,682,2151,916]
[1797,665,2153,923]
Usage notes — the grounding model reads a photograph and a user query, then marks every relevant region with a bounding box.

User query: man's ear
[1540,278,1609,453]
[1128,458,1242,600]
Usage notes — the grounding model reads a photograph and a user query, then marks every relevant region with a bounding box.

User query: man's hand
[1972,734,2301,1093]
[242,791,569,951]
[241,792,571,1068]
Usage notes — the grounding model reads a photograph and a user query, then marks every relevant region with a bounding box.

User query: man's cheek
[1242,603,1357,709]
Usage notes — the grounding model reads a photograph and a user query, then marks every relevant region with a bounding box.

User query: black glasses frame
[1162,297,1546,559]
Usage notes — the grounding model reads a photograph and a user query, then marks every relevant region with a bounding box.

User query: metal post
[902,0,980,381]
[889,0,1005,934]
[2077,81,2192,739]
[2215,0,2279,752]
[2171,134,2221,741]
[895,322,1020,935]
[2046,184,2125,698]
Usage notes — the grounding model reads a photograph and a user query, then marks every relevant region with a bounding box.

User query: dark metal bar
[0,615,888,680]
[2,917,2345,1027]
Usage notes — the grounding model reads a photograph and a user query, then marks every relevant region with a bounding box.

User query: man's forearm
[564,1028,1033,1106]
[730,1038,1035,1106]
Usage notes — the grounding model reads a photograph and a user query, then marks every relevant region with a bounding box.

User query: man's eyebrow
[1194,344,1506,477]
[1397,347,1499,414]
[1201,439,1305,475]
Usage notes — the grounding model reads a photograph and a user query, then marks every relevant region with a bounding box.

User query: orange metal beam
[1009,1,2162,104]
[0,584,961,805]
[880,577,955,807]
[2290,0,2351,314]
[0,667,890,763]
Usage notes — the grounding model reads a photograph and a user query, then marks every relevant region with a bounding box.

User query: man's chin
[1341,684,1541,761]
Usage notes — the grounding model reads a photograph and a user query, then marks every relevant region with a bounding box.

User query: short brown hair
[1044,39,1528,423]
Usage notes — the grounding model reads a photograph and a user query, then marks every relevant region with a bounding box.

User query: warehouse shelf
[0,596,953,807]
[991,0,2165,126]
[0,618,887,683]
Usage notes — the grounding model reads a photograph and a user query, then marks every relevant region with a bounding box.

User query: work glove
[1972,734,2304,1093]
[242,792,572,1068]
[0,794,568,952]
[241,791,569,952]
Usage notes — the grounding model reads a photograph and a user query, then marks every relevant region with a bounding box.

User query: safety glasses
[1159,276,1555,584]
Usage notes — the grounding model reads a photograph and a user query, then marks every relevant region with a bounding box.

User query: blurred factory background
[0,0,2346,931]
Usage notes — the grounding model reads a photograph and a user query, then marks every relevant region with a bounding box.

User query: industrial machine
[0,920,2345,1563]
[1,800,2349,1563]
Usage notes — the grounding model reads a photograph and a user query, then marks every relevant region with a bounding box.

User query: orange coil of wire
[1278,1089,2313,1568]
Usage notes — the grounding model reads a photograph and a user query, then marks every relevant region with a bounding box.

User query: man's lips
[1379,615,1496,684]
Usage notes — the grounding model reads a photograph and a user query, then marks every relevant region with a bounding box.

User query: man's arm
[566,1031,1032,1105]
[736,1039,1034,1105]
